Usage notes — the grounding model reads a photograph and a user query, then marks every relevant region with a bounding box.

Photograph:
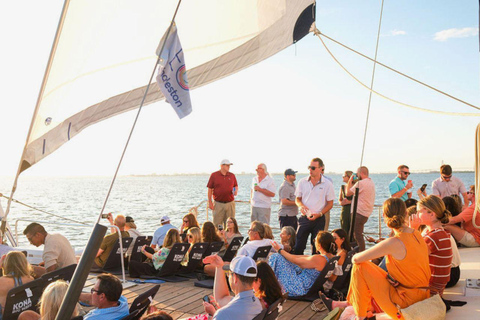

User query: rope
[0,194,88,225]
[97,0,184,223]
[313,29,480,116]
[360,0,384,167]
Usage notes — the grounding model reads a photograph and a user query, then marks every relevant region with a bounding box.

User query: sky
[0,0,479,180]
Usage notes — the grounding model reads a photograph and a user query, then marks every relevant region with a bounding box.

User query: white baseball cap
[220,159,233,165]
[223,255,257,277]
[160,216,170,223]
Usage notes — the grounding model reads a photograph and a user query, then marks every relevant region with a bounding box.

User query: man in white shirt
[432,164,468,210]
[294,157,335,255]
[237,221,277,257]
[250,163,276,224]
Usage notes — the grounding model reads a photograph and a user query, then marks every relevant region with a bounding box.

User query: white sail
[19,0,315,172]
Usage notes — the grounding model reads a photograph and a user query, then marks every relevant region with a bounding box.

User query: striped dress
[423,228,453,295]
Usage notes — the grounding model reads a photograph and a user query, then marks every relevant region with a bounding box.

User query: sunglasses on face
[187,234,193,238]
[308,166,318,170]
[91,288,102,295]
[442,175,452,180]
[401,171,410,175]
[183,220,189,223]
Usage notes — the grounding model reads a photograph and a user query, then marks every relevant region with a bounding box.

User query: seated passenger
[323,228,352,292]
[129,228,181,277]
[182,227,201,266]
[263,224,274,240]
[237,221,278,258]
[151,216,177,249]
[445,185,480,247]
[410,195,452,296]
[320,198,431,320]
[125,216,143,258]
[0,251,34,317]
[219,217,242,248]
[201,221,225,254]
[23,222,76,275]
[279,226,296,253]
[18,280,79,320]
[93,214,130,269]
[253,261,283,308]
[268,231,336,297]
[79,273,129,320]
[181,213,200,241]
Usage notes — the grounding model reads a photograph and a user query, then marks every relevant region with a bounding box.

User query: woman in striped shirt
[410,195,453,295]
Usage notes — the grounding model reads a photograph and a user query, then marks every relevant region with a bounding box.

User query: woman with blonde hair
[0,251,35,317]
[182,227,201,266]
[321,198,431,320]
[18,280,79,320]
[129,228,181,277]
[263,224,274,240]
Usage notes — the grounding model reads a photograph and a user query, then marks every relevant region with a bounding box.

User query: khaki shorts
[459,231,480,247]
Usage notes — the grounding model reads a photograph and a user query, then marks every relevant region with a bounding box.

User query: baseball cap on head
[160,216,170,223]
[222,255,257,277]
[284,168,297,176]
[220,159,233,165]
[126,216,134,223]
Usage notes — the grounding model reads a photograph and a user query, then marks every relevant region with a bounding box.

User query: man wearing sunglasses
[389,164,413,201]
[80,273,129,319]
[294,157,335,255]
[432,164,468,210]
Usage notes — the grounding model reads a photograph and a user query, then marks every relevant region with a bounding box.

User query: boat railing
[195,201,385,239]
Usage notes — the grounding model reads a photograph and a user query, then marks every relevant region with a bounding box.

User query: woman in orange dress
[321,198,431,319]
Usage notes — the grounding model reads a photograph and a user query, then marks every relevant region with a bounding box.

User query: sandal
[320,292,333,312]
[311,298,327,312]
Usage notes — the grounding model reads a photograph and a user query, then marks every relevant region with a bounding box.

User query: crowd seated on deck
[93,214,130,269]
[23,222,76,276]
[0,251,35,318]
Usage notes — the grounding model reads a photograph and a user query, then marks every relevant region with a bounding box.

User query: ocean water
[0,172,474,249]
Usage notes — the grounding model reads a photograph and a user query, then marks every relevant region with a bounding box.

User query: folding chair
[202,241,224,258]
[332,247,358,293]
[222,236,244,262]
[288,256,340,301]
[140,243,190,282]
[242,237,249,246]
[3,278,45,320]
[120,309,141,320]
[263,297,286,320]
[129,236,153,263]
[252,245,272,261]
[177,242,208,278]
[129,284,160,319]
[91,237,133,274]
[41,264,77,286]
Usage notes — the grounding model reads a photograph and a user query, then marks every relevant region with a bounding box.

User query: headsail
[19,0,315,172]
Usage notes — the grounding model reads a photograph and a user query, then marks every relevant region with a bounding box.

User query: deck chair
[177,242,208,278]
[3,278,45,320]
[252,297,286,320]
[242,237,249,246]
[92,237,133,274]
[252,245,272,261]
[41,263,77,286]
[222,236,244,262]
[129,284,160,319]
[202,241,224,258]
[288,256,340,302]
[129,236,153,263]
[332,247,358,293]
[120,309,141,320]
[140,242,190,282]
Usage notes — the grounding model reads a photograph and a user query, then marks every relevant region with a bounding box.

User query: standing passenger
[278,169,298,230]
[432,164,468,210]
[207,159,238,229]
[346,166,375,252]
[339,170,353,234]
[250,163,276,224]
[294,157,335,255]
[389,165,413,201]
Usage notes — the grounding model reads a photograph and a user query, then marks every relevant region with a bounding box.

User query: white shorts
[459,231,480,247]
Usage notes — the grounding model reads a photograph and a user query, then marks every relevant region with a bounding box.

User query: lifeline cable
[313,29,480,116]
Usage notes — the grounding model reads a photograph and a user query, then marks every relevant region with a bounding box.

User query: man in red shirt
[207,159,238,228]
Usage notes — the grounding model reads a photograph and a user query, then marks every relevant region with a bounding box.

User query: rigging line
[313,29,480,117]
[360,0,384,167]
[315,30,480,112]
[0,194,88,225]
[97,0,184,224]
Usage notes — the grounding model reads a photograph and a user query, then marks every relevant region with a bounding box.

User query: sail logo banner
[156,25,192,119]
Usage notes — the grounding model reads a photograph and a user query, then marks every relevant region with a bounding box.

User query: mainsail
[19,0,315,173]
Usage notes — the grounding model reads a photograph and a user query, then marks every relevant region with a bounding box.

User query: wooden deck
[83,274,328,319]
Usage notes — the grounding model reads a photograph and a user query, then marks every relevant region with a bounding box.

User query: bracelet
[278,248,283,254]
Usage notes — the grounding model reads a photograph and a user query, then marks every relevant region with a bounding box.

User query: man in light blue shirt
[152,216,177,248]
[389,165,413,201]
[81,273,129,320]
